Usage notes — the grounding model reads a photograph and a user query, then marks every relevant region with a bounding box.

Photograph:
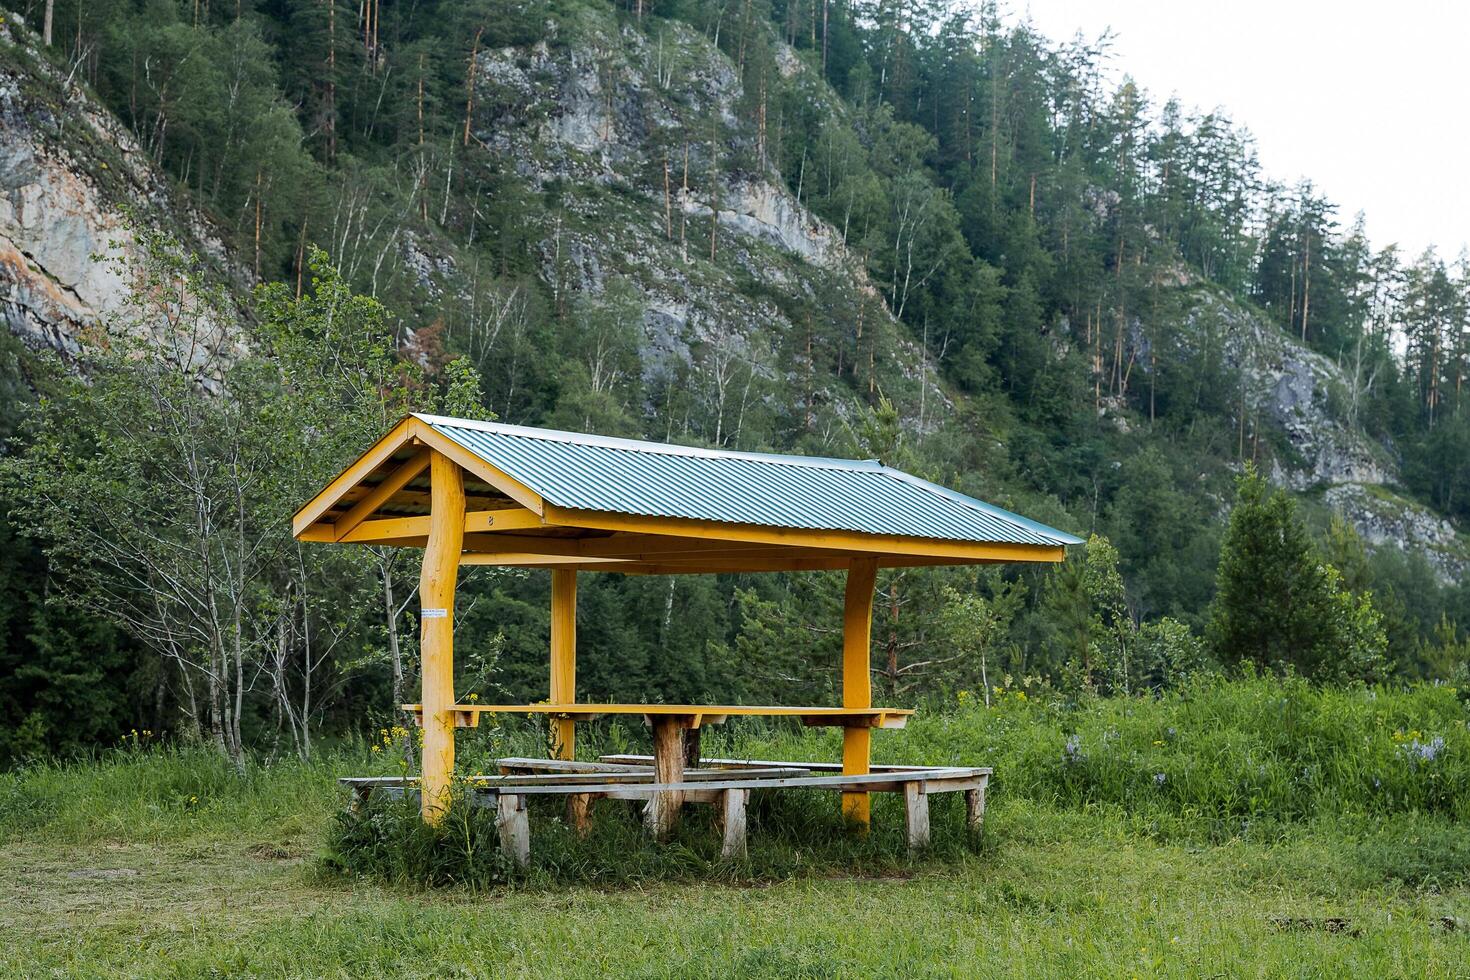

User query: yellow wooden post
[419,451,465,823]
[549,568,577,759]
[841,557,878,829]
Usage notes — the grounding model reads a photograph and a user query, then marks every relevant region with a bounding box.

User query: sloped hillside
[1159,282,1467,581]
[394,7,949,451]
[0,0,1465,620]
[0,17,237,364]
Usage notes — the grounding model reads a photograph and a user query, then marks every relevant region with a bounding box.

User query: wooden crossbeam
[400,702,913,730]
[299,508,546,543]
[332,448,430,540]
[459,553,630,567]
[336,489,507,510]
[293,418,415,536]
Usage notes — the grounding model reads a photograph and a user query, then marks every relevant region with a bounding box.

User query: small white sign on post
[421,608,449,619]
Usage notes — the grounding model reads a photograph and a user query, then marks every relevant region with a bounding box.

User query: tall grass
[0,740,353,846]
[906,675,1470,823]
[5,677,1467,887]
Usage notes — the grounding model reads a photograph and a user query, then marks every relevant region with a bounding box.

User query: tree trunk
[325,0,336,165]
[1301,233,1311,342]
[463,28,483,147]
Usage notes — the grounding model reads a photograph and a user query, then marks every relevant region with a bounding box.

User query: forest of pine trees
[2,0,1470,760]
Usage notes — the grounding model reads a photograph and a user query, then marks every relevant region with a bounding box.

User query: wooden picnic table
[403,702,914,837]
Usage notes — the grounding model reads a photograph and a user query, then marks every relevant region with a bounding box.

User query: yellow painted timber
[342,489,505,510]
[619,558,856,575]
[332,449,431,540]
[549,569,577,759]
[405,417,546,515]
[299,508,546,545]
[419,451,465,824]
[453,529,1042,568]
[671,556,1002,573]
[459,553,631,567]
[450,533,788,560]
[401,703,913,726]
[841,557,879,829]
[292,418,415,536]
[455,554,1010,575]
[538,503,1066,564]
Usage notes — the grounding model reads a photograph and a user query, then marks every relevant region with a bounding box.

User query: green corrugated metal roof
[415,414,1083,548]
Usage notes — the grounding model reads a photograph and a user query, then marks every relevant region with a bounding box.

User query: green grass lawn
[4,680,1470,977]
[1,754,1467,977]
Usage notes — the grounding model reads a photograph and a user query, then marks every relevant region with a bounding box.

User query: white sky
[1018,0,1469,260]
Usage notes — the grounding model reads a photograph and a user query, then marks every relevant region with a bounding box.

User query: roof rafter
[332,448,431,540]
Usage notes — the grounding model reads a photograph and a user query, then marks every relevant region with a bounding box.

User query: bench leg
[904,782,930,854]
[965,781,987,837]
[719,788,748,860]
[496,793,530,868]
[566,793,593,837]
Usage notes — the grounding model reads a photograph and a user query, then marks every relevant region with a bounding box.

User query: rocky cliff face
[1324,483,1467,581]
[463,11,940,429]
[1165,285,1467,581]
[0,17,234,366]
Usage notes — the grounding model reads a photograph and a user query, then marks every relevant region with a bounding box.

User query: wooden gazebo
[294,414,1080,842]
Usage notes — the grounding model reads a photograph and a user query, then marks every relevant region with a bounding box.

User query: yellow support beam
[539,503,1066,564]
[549,569,577,760]
[332,448,430,540]
[292,418,415,536]
[419,451,465,824]
[841,557,879,830]
[298,508,545,544]
[459,553,630,568]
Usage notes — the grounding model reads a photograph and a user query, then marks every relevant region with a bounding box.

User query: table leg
[719,788,748,860]
[645,716,686,840]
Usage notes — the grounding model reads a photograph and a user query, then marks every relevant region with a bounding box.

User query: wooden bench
[340,758,989,867]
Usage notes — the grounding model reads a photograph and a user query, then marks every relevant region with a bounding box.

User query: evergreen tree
[1206,465,1387,681]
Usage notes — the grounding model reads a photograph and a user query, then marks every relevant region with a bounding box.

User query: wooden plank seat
[340,760,989,867]
[401,703,915,730]
[342,766,813,792]
[598,754,957,773]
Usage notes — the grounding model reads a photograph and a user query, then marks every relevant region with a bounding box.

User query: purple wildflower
[1402,736,1446,764]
